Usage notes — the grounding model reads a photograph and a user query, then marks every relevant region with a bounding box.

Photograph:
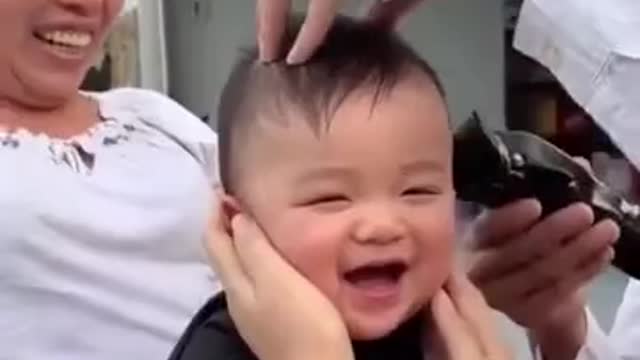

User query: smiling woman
[0,1,219,359]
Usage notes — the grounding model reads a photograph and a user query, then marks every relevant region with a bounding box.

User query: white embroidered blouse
[0,88,221,360]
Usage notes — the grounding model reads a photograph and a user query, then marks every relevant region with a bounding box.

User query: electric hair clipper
[453,113,640,280]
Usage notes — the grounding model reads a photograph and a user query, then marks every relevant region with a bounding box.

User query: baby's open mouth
[343,261,408,289]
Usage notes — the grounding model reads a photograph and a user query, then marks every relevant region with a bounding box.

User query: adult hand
[467,199,619,360]
[429,272,512,360]
[255,0,426,64]
[205,197,353,360]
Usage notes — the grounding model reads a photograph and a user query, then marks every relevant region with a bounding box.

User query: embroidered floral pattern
[0,116,149,176]
[0,132,19,149]
[48,142,96,176]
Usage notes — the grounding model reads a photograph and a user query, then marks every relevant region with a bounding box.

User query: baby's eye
[401,187,440,197]
[304,194,350,206]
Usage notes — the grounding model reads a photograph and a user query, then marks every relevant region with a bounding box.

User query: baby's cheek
[270,215,347,292]
[416,220,456,294]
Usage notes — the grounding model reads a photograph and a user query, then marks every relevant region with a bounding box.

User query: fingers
[527,246,612,313]
[523,219,618,294]
[204,197,251,298]
[286,0,341,64]
[470,203,594,282]
[230,214,301,291]
[508,248,610,330]
[257,0,426,64]
[478,219,617,315]
[256,0,292,62]
[472,199,542,249]
[431,273,510,360]
[431,288,479,359]
[367,0,426,29]
[256,0,341,64]
[446,273,506,359]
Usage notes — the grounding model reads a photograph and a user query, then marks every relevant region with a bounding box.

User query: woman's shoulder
[95,87,213,139]
[93,87,220,185]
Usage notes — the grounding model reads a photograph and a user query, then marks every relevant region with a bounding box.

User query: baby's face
[234,78,454,340]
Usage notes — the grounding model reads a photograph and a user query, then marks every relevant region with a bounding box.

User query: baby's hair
[218,14,446,193]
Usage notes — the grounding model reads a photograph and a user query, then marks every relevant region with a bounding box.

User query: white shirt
[0,88,220,360]
[515,0,640,359]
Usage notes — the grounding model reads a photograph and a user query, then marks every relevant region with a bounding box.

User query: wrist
[530,306,587,360]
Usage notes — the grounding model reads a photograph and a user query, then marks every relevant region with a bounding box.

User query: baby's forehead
[248,74,447,133]
[241,92,450,163]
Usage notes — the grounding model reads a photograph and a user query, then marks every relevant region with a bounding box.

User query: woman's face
[0,0,124,108]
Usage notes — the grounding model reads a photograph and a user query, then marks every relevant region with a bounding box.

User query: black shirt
[168,293,426,360]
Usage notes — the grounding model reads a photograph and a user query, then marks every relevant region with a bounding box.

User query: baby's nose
[352,205,406,245]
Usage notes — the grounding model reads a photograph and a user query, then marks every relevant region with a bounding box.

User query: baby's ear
[220,193,242,223]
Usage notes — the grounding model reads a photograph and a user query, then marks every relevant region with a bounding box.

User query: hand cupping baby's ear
[426,271,512,360]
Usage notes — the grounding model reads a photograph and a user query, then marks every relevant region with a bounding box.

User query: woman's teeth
[38,31,92,48]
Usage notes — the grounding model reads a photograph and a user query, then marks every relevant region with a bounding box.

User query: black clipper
[453,112,640,280]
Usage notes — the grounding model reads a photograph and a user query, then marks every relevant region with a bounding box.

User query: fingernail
[520,198,542,216]
[575,203,595,223]
[229,211,239,223]
[608,220,621,243]
[256,11,268,63]
[258,35,272,63]
[258,41,267,62]
[286,45,305,65]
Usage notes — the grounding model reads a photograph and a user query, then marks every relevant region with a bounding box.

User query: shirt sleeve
[608,279,640,359]
[514,0,640,171]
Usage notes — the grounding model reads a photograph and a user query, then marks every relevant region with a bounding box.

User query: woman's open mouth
[33,30,93,55]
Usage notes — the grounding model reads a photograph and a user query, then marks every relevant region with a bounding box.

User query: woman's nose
[54,0,103,17]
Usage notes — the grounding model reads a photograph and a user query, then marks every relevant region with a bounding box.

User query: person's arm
[531,279,640,360]
[513,1,640,358]
[529,308,620,360]
[529,308,587,360]
[514,0,640,171]
[465,199,618,360]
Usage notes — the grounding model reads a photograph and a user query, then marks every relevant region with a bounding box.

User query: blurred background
[83,1,635,357]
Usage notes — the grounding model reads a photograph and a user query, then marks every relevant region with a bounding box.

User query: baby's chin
[342,300,424,341]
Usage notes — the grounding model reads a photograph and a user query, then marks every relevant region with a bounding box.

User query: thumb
[471,199,542,249]
[428,288,479,360]
[204,195,251,299]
